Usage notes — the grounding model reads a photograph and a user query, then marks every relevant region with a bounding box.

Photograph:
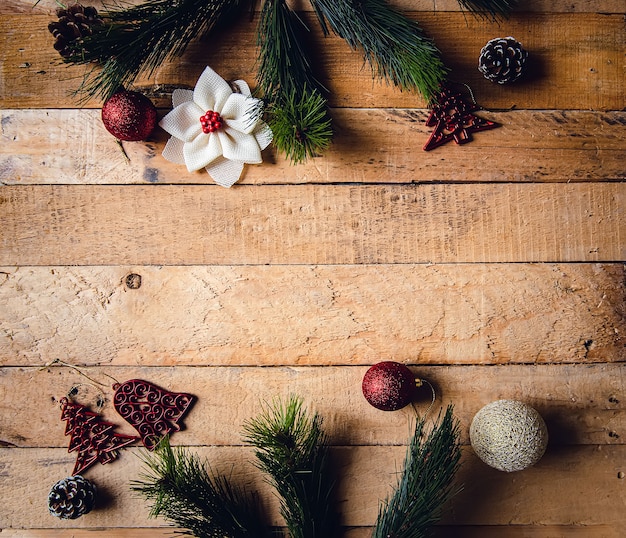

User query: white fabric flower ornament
[159,66,273,187]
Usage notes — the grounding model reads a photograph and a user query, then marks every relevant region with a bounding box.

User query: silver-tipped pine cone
[478,36,528,84]
[48,475,97,519]
[48,3,104,58]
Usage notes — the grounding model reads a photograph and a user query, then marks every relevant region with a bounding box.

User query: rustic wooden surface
[0,0,624,536]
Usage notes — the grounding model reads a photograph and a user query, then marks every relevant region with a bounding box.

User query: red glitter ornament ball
[101,90,157,141]
[362,361,418,411]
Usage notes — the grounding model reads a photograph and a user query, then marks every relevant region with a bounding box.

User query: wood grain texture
[1,525,624,537]
[8,0,625,14]
[1,445,624,528]
[1,3,624,536]
[1,363,624,448]
[2,109,625,185]
[1,13,624,110]
[1,184,623,265]
[1,264,624,367]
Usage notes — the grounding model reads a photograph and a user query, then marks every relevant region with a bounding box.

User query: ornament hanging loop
[412,377,437,419]
[40,358,120,388]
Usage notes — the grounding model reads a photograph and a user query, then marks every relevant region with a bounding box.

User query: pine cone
[478,36,528,84]
[48,3,104,58]
[48,475,97,519]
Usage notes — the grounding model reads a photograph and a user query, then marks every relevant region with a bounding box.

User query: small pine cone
[48,475,97,519]
[48,3,104,58]
[478,36,528,84]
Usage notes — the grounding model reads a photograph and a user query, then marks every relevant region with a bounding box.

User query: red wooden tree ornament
[113,379,196,450]
[60,397,139,475]
[423,86,499,151]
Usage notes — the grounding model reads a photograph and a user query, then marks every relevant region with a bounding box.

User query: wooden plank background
[0,0,624,536]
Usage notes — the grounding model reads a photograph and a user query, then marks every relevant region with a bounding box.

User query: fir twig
[309,0,447,102]
[457,0,518,20]
[372,405,463,538]
[132,437,270,538]
[256,0,332,163]
[267,88,332,165]
[65,0,250,100]
[243,396,339,538]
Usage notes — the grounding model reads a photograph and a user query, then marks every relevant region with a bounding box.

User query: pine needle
[132,437,270,538]
[267,88,332,164]
[256,0,332,163]
[309,0,448,101]
[65,0,250,100]
[372,405,463,538]
[457,0,518,20]
[243,396,339,538]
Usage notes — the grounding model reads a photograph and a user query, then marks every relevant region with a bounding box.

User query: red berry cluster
[200,110,224,134]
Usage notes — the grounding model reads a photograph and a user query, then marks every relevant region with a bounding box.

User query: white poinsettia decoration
[159,66,273,188]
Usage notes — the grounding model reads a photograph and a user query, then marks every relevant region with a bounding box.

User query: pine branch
[309,0,447,102]
[65,0,250,100]
[132,437,270,538]
[267,88,332,165]
[243,396,339,538]
[457,0,518,20]
[372,405,463,538]
[256,0,332,163]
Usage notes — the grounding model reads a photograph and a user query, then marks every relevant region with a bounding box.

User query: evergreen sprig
[132,437,269,538]
[256,0,333,163]
[65,0,250,100]
[457,0,518,19]
[243,396,339,538]
[267,88,332,165]
[372,405,462,538]
[309,0,447,102]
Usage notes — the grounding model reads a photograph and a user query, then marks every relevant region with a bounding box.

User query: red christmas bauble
[362,361,418,411]
[101,90,157,141]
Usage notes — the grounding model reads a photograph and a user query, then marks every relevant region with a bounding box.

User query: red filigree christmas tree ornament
[60,397,139,475]
[423,86,499,151]
[113,379,196,450]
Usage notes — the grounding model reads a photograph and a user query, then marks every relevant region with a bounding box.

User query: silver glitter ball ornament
[470,399,548,472]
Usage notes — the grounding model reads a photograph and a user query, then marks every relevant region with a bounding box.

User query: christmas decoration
[470,399,548,472]
[362,361,421,411]
[101,90,158,142]
[61,396,139,475]
[479,36,528,84]
[423,86,500,151]
[48,475,98,520]
[256,0,332,163]
[458,0,518,20]
[47,0,513,163]
[372,405,462,538]
[133,437,270,538]
[113,379,196,450]
[243,396,338,537]
[135,397,461,538]
[159,66,273,187]
[47,3,104,59]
